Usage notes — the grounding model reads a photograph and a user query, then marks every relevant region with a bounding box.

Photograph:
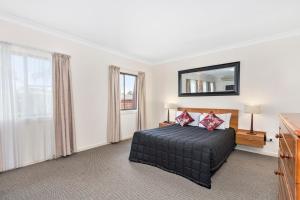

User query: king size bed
[129,108,239,188]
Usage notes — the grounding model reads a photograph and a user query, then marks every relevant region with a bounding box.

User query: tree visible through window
[120,73,137,110]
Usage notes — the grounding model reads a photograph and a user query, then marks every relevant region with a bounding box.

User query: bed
[129,108,238,188]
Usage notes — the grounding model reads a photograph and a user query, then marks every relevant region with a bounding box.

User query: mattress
[129,124,236,188]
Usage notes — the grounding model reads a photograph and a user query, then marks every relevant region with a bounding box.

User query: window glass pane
[11,54,52,118]
[27,56,52,87]
[119,73,137,110]
[11,54,25,117]
[11,55,25,89]
[120,74,125,110]
[27,56,52,118]
[124,75,136,110]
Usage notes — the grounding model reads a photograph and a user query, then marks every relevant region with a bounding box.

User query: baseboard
[235,146,278,157]
[121,134,134,141]
[76,136,133,152]
[77,141,108,152]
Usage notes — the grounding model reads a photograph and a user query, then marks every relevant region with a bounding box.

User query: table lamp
[244,105,261,134]
[164,103,177,123]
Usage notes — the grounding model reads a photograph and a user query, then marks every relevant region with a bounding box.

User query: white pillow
[199,113,232,130]
[175,111,201,127]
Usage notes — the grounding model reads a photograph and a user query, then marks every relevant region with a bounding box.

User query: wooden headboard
[177,107,239,132]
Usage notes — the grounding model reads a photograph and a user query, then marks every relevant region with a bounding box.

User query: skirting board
[77,141,109,152]
[76,136,133,152]
[235,145,278,157]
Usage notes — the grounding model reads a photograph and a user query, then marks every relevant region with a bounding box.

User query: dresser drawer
[280,138,296,178]
[280,120,296,157]
[280,140,296,199]
[278,158,293,200]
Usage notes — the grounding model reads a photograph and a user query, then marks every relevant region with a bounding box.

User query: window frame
[120,72,137,111]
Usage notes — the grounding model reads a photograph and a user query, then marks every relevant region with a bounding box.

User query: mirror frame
[178,62,240,97]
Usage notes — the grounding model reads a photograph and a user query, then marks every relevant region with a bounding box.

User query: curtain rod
[0,41,70,57]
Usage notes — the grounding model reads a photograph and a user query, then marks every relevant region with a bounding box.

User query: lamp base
[247,113,256,135]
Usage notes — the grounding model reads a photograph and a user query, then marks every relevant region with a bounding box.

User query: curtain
[0,42,55,172]
[207,81,211,92]
[107,65,120,143]
[52,53,76,157]
[195,80,199,92]
[197,80,203,92]
[186,79,191,93]
[137,72,146,130]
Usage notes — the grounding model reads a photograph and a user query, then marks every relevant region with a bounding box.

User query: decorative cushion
[175,111,194,126]
[199,113,231,130]
[175,111,201,127]
[199,112,224,131]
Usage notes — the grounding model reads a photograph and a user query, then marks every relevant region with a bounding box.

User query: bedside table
[236,129,266,148]
[159,121,176,128]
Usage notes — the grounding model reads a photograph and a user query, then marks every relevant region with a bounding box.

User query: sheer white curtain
[0,42,55,172]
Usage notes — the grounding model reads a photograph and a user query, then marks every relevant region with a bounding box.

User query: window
[0,43,54,172]
[11,53,52,119]
[120,73,137,110]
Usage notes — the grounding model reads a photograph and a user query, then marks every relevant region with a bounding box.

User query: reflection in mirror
[181,67,235,93]
[178,62,240,96]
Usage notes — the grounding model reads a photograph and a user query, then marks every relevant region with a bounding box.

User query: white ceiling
[0,0,300,64]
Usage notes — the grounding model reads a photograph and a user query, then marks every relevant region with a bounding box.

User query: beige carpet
[0,140,277,200]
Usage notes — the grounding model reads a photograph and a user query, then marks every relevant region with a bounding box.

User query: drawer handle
[275,134,282,139]
[274,170,284,176]
[280,153,291,159]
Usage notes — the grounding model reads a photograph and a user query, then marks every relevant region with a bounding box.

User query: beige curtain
[137,72,146,130]
[197,80,203,92]
[186,79,191,93]
[107,65,121,143]
[211,82,216,92]
[195,80,199,92]
[53,53,76,157]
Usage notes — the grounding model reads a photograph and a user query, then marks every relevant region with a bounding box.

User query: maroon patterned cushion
[175,111,194,126]
[199,112,224,131]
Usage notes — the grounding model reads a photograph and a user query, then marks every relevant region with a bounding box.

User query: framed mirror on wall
[178,62,240,96]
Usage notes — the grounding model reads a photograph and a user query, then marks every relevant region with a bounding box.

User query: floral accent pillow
[199,112,224,131]
[175,111,194,126]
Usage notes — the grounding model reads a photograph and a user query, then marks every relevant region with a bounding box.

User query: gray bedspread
[129,124,236,188]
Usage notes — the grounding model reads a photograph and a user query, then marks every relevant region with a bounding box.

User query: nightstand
[159,121,176,128]
[236,129,266,148]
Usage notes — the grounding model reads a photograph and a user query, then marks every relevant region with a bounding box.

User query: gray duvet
[129,124,235,188]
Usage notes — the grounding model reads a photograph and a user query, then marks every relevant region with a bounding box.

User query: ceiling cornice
[1,10,300,66]
[0,10,152,65]
[153,29,300,65]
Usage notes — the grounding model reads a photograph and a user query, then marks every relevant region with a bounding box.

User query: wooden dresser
[276,113,300,200]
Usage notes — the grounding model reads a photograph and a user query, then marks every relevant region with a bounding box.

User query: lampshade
[244,105,261,114]
[164,103,178,109]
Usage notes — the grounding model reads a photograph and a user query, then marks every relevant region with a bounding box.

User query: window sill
[121,110,137,115]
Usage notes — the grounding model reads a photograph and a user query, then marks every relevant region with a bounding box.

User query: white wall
[0,19,153,152]
[150,36,300,156]
[2,18,300,158]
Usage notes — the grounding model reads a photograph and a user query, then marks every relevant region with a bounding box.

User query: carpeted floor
[0,140,277,200]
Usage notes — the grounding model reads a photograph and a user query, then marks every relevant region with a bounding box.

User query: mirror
[178,62,240,96]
